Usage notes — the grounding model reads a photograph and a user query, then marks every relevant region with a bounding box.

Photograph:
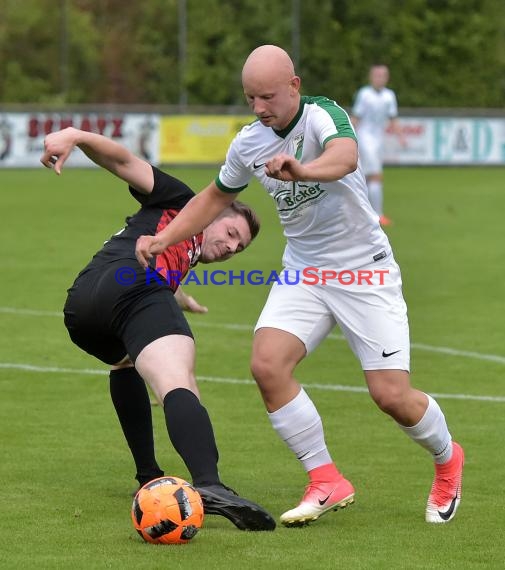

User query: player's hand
[174,288,208,314]
[40,127,77,175]
[181,294,208,313]
[265,153,304,182]
[135,234,167,269]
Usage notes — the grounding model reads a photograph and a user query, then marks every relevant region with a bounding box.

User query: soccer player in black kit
[40,127,275,532]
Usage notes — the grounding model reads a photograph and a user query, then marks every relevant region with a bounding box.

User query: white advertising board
[0,112,160,168]
[383,117,505,165]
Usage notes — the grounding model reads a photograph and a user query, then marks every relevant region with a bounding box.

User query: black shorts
[63,260,193,365]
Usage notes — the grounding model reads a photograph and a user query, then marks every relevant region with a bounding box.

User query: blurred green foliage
[0,0,504,107]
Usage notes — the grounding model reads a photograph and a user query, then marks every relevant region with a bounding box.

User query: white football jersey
[352,86,398,140]
[216,96,391,271]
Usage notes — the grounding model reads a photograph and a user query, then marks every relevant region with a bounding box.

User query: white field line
[1,362,504,403]
[1,305,505,365]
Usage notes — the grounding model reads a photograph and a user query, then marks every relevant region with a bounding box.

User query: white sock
[367,180,383,216]
[268,388,332,472]
[399,394,453,464]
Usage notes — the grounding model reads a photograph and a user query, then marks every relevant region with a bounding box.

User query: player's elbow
[343,149,358,175]
[328,139,358,176]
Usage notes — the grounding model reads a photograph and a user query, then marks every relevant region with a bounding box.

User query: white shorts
[254,258,410,371]
[358,134,383,176]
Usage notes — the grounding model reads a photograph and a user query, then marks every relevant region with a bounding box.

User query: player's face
[370,66,390,89]
[200,214,252,263]
[243,76,300,130]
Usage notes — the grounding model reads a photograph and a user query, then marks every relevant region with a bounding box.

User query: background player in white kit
[351,65,406,226]
[135,45,464,528]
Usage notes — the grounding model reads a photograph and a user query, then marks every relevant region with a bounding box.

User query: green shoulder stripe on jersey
[303,95,357,142]
[322,133,341,147]
[215,176,248,194]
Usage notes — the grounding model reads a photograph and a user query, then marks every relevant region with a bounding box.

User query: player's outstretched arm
[389,117,407,148]
[174,287,208,314]
[135,181,238,268]
[40,127,154,194]
[265,138,358,183]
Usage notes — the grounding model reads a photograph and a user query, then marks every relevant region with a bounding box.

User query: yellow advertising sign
[160,115,254,164]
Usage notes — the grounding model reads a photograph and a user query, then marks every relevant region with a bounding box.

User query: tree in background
[0,0,100,103]
[0,0,503,107]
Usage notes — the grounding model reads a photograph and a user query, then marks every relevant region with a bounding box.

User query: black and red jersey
[86,166,202,291]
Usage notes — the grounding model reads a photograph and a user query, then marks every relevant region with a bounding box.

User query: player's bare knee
[251,342,299,382]
[370,385,407,416]
[250,350,290,385]
[251,355,297,408]
[250,355,271,383]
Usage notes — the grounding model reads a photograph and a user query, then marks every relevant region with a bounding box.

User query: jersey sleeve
[129,165,195,209]
[309,97,357,147]
[215,130,251,193]
[388,90,399,118]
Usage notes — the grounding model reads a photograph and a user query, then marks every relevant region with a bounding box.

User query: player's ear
[289,76,301,92]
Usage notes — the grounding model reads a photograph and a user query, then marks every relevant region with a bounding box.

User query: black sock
[109,368,164,485]
[163,388,220,487]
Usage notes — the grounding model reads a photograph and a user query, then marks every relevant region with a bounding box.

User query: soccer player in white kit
[136,45,464,527]
[351,65,405,226]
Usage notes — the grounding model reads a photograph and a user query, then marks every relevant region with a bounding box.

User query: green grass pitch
[0,165,504,569]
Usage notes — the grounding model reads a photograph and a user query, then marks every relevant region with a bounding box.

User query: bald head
[242,45,295,85]
[242,45,300,130]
